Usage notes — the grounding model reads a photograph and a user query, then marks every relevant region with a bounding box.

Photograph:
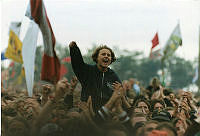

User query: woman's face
[137,101,149,114]
[154,103,164,112]
[97,49,112,69]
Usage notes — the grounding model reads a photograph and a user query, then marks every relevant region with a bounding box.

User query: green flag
[162,24,182,60]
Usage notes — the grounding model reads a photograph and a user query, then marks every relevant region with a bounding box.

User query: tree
[167,56,194,89]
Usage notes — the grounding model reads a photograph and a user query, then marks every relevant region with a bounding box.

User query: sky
[0,0,200,61]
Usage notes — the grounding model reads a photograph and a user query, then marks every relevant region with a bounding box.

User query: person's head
[131,112,147,127]
[151,77,160,87]
[138,120,159,136]
[129,78,136,86]
[151,99,166,112]
[164,107,176,118]
[92,45,116,70]
[62,116,101,136]
[156,122,177,136]
[172,118,187,135]
[134,98,150,115]
[102,121,128,136]
[122,80,131,91]
[39,123,63,136]
[139,120,159,136]
[6,116,30,136]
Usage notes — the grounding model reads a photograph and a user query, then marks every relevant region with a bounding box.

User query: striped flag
[162,24,182,60]
[26,0,60,83]
[150,49,162,59]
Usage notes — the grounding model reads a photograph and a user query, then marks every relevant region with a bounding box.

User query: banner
[22,21,39,97]
[5,30,23,63]
[162,24,182,60]
[26,0,60,84]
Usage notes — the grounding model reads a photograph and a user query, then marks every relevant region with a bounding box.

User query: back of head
[101,121,129,136]
[39,123,63,136]
[6,116,30,136]
[62,116,101,136]
[156,122,177,136]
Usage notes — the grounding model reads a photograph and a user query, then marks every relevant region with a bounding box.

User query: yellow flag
[5,30,23,63]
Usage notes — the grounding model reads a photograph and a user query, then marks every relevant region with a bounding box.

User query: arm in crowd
[31,78,71,136]
[69,41,91,102]
[64,76,78,109]
[69,41,89,82]
[93,82,131,127]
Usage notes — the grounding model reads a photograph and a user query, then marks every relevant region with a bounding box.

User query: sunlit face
[137,101,149,114]
[97,49,111,69]
[154,103,164,112]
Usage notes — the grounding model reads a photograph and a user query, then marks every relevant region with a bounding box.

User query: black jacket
[70,45,121,112]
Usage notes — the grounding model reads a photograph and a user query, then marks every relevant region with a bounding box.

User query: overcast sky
[0,0,200,61]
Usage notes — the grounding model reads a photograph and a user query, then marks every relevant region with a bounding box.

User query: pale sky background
[0,0,200,62]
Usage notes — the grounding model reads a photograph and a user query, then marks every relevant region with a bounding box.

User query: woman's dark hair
[132,95,150,109]
[151,99,166,112]
[92,45,116,64]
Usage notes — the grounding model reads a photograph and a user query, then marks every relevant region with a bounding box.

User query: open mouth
[103,59,109,63]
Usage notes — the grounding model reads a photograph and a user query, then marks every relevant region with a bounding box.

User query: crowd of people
[1,42,200,136]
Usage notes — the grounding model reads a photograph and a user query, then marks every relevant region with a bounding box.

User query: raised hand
[112,81,125,96]
[42,84,53,98]
[70,76,78,89]
[55,78,71,101]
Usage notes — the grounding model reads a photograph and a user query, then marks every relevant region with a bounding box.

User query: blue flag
[1,52,7,60]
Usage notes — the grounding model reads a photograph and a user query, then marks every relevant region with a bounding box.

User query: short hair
[151,99,166,111]
[151,77,160,86]
[92,45,116,64]
[145,120,159,126]
[133,97,150,110]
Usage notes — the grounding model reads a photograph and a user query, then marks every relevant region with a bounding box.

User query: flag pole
[161,57,165,87]
[198,25,200,92]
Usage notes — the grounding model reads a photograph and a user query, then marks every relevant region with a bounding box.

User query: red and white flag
[60,64,68,78]
[26,0,60,83]
[151,32,159,49]
[149,49,161,59]
[150,32,161,59]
